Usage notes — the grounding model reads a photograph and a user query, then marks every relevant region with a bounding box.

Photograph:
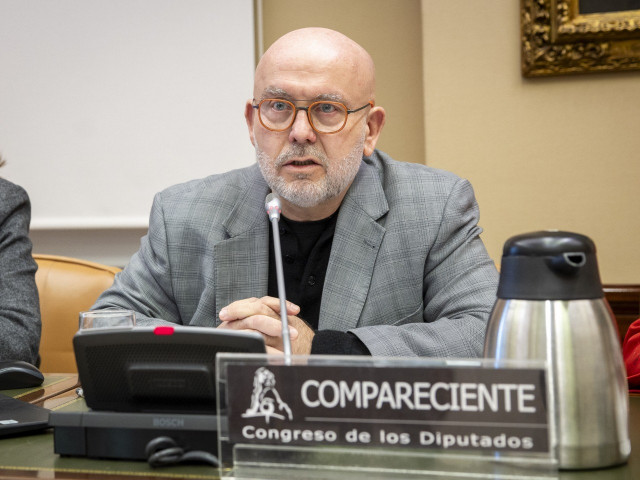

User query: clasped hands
[217,296,314,355]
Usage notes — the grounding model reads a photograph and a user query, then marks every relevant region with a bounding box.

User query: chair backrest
[33,254,121,373]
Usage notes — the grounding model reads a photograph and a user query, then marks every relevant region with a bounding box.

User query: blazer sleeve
[350,178,498,357]
[0,184,41,364]
[91,192,181,326]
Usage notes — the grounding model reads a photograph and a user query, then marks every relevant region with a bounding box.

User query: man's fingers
[217,316,298,339]
[219,297,275,321]
[259,296,300,315]
[219,296,299,322]
[217,329,284,355]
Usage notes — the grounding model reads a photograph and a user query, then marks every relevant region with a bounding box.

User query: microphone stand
[265,195,292,364]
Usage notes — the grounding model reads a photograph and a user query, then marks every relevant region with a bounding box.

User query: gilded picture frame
[521,0,640,76]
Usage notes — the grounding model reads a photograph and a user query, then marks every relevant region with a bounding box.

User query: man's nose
[289,109,317,144]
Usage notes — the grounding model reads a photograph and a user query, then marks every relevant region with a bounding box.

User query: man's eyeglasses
[252,99,374,134]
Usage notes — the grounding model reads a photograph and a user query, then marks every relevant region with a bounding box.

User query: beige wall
[258,0,425,164]
[259,0,640,283]
[422,0,640,283]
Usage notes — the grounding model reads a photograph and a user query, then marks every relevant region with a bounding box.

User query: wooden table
[7,373,80,409]
[1,379,639,479]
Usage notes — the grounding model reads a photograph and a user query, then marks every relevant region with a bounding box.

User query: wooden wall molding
[604,284,640,344]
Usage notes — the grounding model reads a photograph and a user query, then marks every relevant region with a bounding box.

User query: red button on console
[154,326,175,335]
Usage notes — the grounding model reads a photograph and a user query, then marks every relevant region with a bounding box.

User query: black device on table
[0,360,44,390]
[0,393,50,437]
[0,360,48,437]
[50,325,265,465]
[72,325,264,413]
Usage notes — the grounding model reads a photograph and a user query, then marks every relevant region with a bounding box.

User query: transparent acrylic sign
[216,355,557,480]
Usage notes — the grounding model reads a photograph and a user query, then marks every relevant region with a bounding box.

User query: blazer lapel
[319,160,388,330]
[214,168,270,324]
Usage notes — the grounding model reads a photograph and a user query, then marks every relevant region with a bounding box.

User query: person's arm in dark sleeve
[0,183,41,364]
[311,330,370,355]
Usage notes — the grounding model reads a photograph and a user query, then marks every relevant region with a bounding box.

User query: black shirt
[267,211,369,355]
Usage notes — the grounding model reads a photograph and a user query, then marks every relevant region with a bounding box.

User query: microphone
[265,193,281,221]
[265,193,292,361]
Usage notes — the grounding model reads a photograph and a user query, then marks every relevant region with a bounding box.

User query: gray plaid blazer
[94,150,498,357]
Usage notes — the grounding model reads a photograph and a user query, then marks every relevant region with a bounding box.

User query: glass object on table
[78,309,136,330]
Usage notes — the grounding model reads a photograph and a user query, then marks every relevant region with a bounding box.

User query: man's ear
[245,100,256,146]
[363,106,386,156]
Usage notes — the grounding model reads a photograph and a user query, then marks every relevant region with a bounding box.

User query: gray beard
[256,137,364,208]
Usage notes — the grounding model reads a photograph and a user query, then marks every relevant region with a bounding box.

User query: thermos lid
[497,231,603,300]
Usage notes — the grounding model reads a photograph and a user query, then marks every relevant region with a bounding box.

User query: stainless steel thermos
[483,231,630,469]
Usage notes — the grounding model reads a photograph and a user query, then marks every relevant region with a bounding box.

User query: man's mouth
[283,159,319,167]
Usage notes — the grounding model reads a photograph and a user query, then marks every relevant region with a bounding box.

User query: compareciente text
[300,380,537,413]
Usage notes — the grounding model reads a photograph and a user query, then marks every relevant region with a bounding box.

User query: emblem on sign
[242,367,293,423]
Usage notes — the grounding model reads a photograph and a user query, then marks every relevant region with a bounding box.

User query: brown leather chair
[33,254,121,373]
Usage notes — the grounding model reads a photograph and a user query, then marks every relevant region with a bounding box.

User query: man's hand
[217,296,315,355]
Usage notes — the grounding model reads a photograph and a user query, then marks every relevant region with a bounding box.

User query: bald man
[93,28,498,357]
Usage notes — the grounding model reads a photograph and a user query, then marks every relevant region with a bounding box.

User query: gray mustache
[275,146,327,168]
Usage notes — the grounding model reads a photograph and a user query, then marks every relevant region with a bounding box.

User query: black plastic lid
[497,231,603,300]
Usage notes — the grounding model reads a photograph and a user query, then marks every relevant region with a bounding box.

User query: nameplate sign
[225,363,550,454]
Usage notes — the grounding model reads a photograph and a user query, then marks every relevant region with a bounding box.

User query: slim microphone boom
[265,193,292,361]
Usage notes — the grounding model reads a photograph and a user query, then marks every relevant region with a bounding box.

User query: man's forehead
[267,34,349,66]
[254,65,365,103]
[258,87,347,102]
[253,39,373,103]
